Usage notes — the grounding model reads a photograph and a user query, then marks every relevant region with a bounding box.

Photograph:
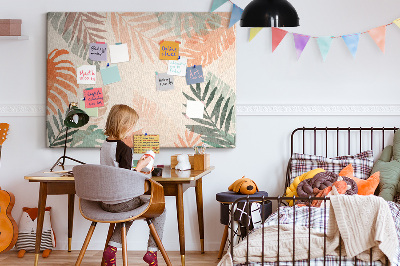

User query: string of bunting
[211,0,400,61]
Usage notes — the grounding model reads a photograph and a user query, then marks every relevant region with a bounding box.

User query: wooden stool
[215,191,272,259]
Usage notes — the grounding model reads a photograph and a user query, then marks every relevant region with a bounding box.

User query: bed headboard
[285,127,399,189]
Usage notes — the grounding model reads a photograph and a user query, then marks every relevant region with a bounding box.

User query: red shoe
[143,251,158,266]
[103,245,117,266]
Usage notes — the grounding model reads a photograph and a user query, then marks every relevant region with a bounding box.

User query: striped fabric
[236,201,400,266]
[15,229,53,251]
[289,150,374,184]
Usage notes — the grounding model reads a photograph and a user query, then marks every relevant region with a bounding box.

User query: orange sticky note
[159,41,179,60]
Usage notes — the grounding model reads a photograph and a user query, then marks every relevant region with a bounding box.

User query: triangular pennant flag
[293,33,311,60]
[316,36,333,62]
[249,28,263,42]
[271,27,288,52]
[368,25,386,53]
[393,18,400,28]
[342,33,360,58]
[211,0,229,12]
[229,4,243,28]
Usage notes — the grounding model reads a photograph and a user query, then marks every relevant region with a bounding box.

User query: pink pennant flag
[272,27,288,52]
[368,25,386,53]
[293,33,311,60]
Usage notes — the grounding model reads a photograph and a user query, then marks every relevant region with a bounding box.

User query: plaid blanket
[233,201,400,266]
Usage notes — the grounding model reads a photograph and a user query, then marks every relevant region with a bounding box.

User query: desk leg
[68,194,75,252]
[176,184,185,266]
[35,182,48,266]
[195,178,205,253]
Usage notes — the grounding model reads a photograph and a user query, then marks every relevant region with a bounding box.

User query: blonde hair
[104,104,139,140]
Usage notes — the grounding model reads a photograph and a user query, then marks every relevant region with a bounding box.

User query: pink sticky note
[84,87,104,108]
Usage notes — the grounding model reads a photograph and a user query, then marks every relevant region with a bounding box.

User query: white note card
[77,65,96,85]
[167,57,187,76]
[186,100,204,119]
[109,43,130,63]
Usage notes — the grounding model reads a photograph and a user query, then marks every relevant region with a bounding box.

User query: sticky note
[77,65,96,84]
[186,100,204,119]
[100,64,121,85]
[84,87,104,108]
[89,43,107,61]
[156,73,174,91]
[109,43,130,63]
[167,57,187,76]
[80,100,98,117]
[133,134,160,154]
[159,41,179,60]
[186,65,204,85]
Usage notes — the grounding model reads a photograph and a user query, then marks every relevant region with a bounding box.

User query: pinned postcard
[84,87,104,108]
[109,43,130,63]
[186,100,204,119]
[89,43,107,61]
[100,64,121,85]
[133,134,160,154]
[167,57,187,76]
[159,40,180,60]
[80,99,98,117]
[156,72,174,91]
[186,65,204,85]
[77,65,96,84]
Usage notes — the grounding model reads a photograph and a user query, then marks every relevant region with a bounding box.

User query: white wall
[1,0,400,252]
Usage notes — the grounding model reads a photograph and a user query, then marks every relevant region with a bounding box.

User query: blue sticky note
[100,64,121,85]
[186,65,204,85]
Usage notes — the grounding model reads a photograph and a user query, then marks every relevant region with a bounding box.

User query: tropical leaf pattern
[47,110,79,147]
[70,125,106,147]
[174,129,203,148]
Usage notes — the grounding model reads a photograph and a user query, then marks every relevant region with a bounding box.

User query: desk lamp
[50,102,89,171]
[240,0,300,27]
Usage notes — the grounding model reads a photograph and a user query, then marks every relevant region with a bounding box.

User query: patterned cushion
[290,150,374,184]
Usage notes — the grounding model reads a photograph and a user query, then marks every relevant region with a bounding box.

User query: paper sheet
[100,64,121,85]
[84,87,104,108]
[159,41,179,60]
[77,65,96,84]
[156,72,174,91]
[109,43,130,63]
[186,65,204,85]
[89,43,107,61]
[167,57,187,76]
[80,100,98,117]
[186,100,204,119]
[133,135,160,154]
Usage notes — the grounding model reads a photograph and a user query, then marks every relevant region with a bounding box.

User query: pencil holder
[193,154,210,171]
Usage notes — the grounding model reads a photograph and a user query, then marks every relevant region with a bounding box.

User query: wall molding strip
[0,104,46,117]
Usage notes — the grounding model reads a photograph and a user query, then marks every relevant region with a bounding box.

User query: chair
[73,164,171,266]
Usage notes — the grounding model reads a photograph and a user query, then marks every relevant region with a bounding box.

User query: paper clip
[115,42,122,45]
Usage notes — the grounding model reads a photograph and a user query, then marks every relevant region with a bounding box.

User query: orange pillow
[339,164,380,195]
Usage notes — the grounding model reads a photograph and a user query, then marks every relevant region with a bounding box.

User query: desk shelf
[0,35,29,40]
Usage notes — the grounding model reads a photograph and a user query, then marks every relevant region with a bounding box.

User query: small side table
[216,191,272,259]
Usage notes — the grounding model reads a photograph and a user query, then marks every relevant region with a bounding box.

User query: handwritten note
[80,100,98,117]
[186,65,204,85]
[159,41,180,60]
[109,43,130,63]
[100,64,121,85]
[84,87,104,108]
[133,135,160,154]
[167,57,187,76]
[186,100,204,119]
[89,43,107,61]
[156,73,174,91]
[77,65,96,84]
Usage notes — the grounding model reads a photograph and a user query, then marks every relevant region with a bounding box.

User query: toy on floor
[228,176,259,195]
[16,207,55,258]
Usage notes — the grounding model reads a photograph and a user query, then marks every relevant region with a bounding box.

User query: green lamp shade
[64,106,89,128]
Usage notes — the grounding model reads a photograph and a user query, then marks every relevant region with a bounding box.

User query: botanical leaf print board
[46,12,236,148]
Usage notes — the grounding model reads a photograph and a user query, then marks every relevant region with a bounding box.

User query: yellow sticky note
[133,135,160,154]
[159,41,180,60]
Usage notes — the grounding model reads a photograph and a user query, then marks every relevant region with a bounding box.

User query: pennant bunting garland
[393,18,400,29]
[229,4,243,28]
[342,33,360,58]
[293,33,311,60]
[249,27,263,42]
[272,27,288,52]
[368,25,386,53]
[316,37,333,61]
[211,0,229,12]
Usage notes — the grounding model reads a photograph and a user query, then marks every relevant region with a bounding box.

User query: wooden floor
[0,250,222,266]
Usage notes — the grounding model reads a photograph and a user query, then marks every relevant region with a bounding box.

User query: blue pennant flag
[342,33,360,58]
[229,4,244,28]
[316,36,333,62]
[211,0,229,12]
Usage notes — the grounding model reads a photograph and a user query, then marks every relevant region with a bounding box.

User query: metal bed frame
[229,127,398,265]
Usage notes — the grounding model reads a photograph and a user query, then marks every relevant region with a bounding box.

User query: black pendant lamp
[240,0,300,27]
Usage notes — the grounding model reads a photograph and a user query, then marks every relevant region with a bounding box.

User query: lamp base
[50,155,86,172]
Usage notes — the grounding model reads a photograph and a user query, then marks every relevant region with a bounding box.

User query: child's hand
[135,156,152,173]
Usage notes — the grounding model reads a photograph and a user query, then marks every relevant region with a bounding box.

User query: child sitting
[100,104,166,266]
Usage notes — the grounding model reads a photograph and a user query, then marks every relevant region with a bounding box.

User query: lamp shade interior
[64,106,89,128]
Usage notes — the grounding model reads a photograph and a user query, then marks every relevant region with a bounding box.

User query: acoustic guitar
[0,123,9,164]
[0,187,18,253]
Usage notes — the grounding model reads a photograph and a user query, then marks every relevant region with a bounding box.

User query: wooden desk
[25,165,214,266]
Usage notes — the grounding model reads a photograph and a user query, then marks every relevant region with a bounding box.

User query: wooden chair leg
[121,223,128,266]
[218,225,229,259]
[147,220,172,266]
[101,223,115,266]
[76,222,97,266]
